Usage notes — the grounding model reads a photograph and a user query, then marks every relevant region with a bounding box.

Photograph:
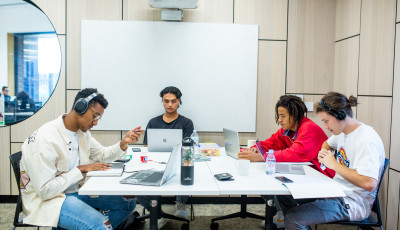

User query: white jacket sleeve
[23,143,84,201]
[88,137,125,163]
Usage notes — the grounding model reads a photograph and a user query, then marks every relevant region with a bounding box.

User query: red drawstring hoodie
[254,117,335,178]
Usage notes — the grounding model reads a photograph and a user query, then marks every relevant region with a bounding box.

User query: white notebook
[86,162,125,177]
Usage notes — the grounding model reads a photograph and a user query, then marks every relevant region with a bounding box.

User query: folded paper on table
[283,182,346,199]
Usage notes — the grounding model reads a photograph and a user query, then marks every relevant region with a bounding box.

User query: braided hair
[275,95,308,124]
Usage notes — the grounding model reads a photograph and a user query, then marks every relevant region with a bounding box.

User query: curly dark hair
[275,95,308,124]
[72,88,108,110]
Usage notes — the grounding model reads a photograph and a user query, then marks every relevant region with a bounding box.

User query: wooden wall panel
[181,0,233,23]
[66,89,79,113]
[123,0,160,21]
[358,0,396,96]
[357,96,392,155]
[123,0,233,23]
[32,0,65,34]
[0,126,10,195]
[334,36,359,96]
[335,0,361,41]
[91,131,122,148]
[301,94,332,138]
[234,0,287,40]
[379,166,389,229]
[386,169,400,229]
[390,24,400,171]
[66,0,123,89]
[10,143,22,196]
[255,41,286,140]
[287,0,335,94]
[11,36,66,142]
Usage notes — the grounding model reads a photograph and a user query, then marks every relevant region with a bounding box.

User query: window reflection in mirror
[0,0,61,126]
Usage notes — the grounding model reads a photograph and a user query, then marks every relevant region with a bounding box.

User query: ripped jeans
[54,192,136,230]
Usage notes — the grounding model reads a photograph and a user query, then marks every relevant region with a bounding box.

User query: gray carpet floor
[0,203,357,230]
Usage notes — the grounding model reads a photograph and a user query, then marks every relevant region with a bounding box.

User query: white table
[207,150,352,196]
[206,149,352,230]
[79,147,352,230]
[80,150,220,230]
[80,152,219,196]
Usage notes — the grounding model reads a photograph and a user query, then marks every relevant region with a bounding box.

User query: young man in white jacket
[20,88,144,229]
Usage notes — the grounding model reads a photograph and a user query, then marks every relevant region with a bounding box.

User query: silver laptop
[120,144,180,186]
[147,129,183,152]
[223,128,240,159]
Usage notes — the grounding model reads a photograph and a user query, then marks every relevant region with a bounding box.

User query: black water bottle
[181,137,194,185]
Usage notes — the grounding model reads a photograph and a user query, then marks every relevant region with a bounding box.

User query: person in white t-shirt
[275,92,385,230]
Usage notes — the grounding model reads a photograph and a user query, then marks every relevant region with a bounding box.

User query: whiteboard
[81,20,258,132]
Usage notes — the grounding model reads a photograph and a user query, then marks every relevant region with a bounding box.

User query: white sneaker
[174,203,189,219]
[261,211,285,229]
[157,217,168,229]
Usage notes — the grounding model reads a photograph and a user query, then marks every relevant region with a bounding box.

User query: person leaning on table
[275,92,385,230]
[19,88,144,230]
[238,94,335,178]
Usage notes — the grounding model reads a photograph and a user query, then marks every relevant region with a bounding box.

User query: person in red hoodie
[238,95,335,178]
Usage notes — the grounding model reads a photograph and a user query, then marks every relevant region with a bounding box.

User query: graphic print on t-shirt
[337,147,349,167]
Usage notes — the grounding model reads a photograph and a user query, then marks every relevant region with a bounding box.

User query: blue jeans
[275,195,350,230]
[54,193,136,230]
[136,195,188,211]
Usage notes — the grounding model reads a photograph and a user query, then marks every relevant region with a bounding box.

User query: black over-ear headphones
[319,100,347,120]
[74,93,98,114]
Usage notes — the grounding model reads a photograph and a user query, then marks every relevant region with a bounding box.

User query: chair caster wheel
[181,222,190,230]
[133,211,140,218]
[210,222,219,230]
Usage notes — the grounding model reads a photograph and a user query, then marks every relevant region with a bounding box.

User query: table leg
[149,196,161,230]
[264,195,277,230]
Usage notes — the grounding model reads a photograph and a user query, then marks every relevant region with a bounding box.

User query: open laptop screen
[223,128,240,159]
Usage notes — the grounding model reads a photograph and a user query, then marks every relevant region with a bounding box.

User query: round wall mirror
[0,0,61,126]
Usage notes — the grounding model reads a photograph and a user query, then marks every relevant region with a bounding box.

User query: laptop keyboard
[141,171,164,183]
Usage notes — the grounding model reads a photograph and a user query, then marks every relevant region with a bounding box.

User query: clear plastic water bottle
[265,149,276,175]
[190,130,199,156]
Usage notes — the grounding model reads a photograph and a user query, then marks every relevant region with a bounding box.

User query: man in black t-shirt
[138,86,194,226]
[143,86,194,145]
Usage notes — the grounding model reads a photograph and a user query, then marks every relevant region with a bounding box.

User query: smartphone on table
[274,176,293,183]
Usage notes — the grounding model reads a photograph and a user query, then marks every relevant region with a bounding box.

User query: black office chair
[315,158,389,230]
[9,151,40,229]
[210,195,271,230]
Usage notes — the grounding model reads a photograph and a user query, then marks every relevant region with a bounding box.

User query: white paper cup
[236,159,250,176]
[247,140,256,148]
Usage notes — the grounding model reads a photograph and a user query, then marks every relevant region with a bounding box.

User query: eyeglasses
[88,108,102,121]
